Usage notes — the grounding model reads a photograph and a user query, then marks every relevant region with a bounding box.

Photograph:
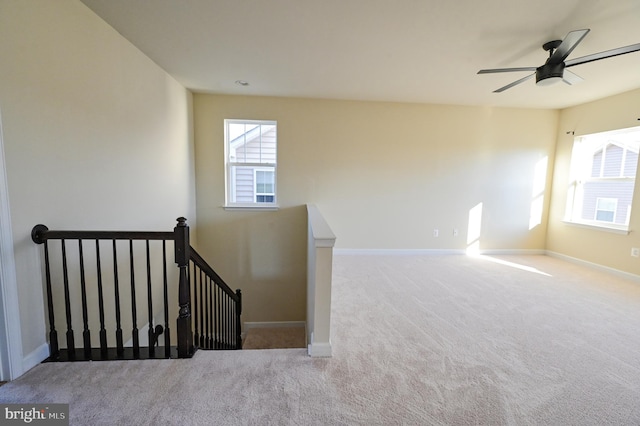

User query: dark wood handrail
[32,225,174,244]
[189,247,239,301]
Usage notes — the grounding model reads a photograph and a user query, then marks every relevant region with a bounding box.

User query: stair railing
[31,217,242,362]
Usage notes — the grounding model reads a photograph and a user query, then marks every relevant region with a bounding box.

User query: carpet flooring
[2,254,640,425]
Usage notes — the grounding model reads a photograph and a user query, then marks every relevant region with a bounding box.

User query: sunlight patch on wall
[466,202,483,255]
[529,156,548,230]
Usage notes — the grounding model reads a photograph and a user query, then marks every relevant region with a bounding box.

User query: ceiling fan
[478,29,640,92]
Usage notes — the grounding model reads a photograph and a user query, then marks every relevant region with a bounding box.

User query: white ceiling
[80,0,640,109]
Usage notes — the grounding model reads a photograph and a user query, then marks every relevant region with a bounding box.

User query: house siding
[231,127,277,202]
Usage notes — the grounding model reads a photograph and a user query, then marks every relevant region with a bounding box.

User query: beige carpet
[2,254,640,425]
[242,327,306,349]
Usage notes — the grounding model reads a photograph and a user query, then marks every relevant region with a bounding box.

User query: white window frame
[564,126,640,233]
[254,168,276,203]
[224,119,278,210]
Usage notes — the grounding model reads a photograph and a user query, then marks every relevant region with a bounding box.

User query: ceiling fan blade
[565,43,640,67]
[562,69,583,85]
[549,29,590,64]
[493,73,535,93]
[478,67,537,74]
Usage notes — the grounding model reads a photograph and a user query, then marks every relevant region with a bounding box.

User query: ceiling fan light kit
[536,62,564,86]
[478,29,640,92]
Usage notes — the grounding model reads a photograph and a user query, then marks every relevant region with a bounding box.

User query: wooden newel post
[175,217,194,358]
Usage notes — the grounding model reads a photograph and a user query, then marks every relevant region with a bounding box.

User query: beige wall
[0,1,196,360]
[547,88,640,275]
[194,94,559,322]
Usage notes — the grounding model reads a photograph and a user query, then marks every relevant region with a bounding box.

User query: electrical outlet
[453,228,459,237]
[632,247,640,258]
[433,228,439,237]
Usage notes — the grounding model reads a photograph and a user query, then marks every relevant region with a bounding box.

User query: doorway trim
[0,108,24,380]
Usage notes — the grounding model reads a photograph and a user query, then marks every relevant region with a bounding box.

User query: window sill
[223,205,280,212]
[562,220,630,235]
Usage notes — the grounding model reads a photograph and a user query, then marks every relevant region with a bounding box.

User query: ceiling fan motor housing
[536,62,565,86]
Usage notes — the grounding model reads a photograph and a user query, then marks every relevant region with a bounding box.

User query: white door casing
[0,107,24,380]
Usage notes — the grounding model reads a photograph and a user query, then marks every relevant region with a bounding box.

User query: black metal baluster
[204,276,209,349]
[146,240,154,358]
[192,261,199,349]
[196,261,201,348]
[229,294,233,348]
[221,291,225,348]
[216,286,224,349]
[113,239,123,357]
[162,241,171,358]
[225,293,229,348]
[236,289,242,349]
[78,240,91,359]
[211,278,215,348]
[201,272,206,349]
[223,292,227,348]
[206,274,211,349]
[61,240,75,359]
[96,240,108,358]
[214,277,220,349]
[43,241,59,359]
[209,279,213,349]
[202,272,207,348]
[221,290,225,348]
[224,292,232,349]
[211,279,220,349]
[129,240,139,359]
[231,296,236,349]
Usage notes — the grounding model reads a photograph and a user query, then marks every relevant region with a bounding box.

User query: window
[255,169,275,203]
[224,120,277,208]
[595,197,617,222]
[565,126,640,231]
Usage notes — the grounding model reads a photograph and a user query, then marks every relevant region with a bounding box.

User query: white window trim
[224,119,278,210]
[562,219,630,235]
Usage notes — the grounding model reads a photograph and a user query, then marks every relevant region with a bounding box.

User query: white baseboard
[22,342,49,374]
[335,249,464,256]
[243,321,306,329]
[334,248,545,256]
[308,341,332,357]
[479,249,546,255]
[546,251,640,283]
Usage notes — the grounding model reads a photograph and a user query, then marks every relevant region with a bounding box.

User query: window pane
[595,210,615,222]
[231,124,276,164]
[229,165,256,203]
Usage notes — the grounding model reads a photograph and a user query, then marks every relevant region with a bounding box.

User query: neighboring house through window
[224,120,277,208]
[565,126,640,231]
